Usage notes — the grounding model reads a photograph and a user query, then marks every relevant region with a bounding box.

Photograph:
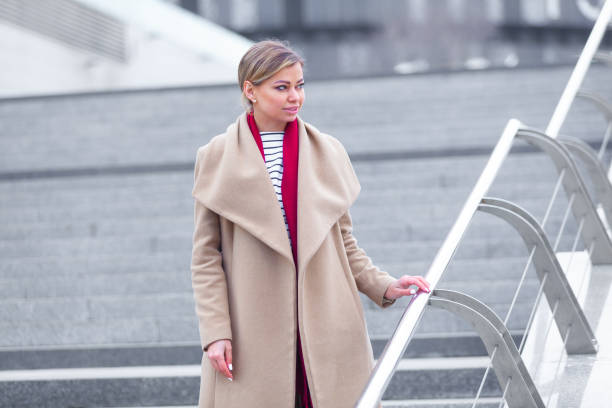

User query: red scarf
[247,113,299,263]
[247,113,311,408]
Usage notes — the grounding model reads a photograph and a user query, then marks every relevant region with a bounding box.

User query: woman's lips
[284,107,299,114]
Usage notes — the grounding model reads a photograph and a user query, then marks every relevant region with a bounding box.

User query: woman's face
[246,63,305,131]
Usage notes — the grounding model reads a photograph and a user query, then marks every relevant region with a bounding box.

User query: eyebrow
[273,79,304,84]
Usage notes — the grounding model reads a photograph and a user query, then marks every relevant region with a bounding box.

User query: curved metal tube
[517,128,612,264]
[560,136,612,226]
[432,289,539,397]
[429,290,544,408]
[479,197,598,354]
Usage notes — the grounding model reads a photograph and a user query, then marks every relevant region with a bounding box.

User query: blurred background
[1,0,610,97]
[1,1,611,407]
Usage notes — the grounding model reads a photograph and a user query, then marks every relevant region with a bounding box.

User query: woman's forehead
[268,64,303,82]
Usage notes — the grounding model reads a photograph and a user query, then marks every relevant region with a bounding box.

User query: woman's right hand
[206,339,233,380]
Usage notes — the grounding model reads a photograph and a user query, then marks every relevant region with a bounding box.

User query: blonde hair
[238,40,304,112]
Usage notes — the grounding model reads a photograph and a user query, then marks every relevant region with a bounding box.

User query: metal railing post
[479,197,598,354]
[517,128,612,264]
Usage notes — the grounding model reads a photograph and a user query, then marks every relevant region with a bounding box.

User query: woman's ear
[243,80,255,102]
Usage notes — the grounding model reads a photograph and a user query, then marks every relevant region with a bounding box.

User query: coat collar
[192,113,361,271]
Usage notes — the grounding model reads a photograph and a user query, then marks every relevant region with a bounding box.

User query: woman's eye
[275,83,304,91]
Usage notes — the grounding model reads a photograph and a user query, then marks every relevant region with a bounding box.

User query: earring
[252,99,256,103]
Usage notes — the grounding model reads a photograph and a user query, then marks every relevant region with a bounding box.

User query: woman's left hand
[384,275,431,300]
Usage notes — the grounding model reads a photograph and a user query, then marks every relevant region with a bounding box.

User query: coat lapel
[296,119,361,273]
[192,113,361,272]
[192,114,294,262]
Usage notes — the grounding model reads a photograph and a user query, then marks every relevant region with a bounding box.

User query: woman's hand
[384,275,431,300]
[206,339,233,381]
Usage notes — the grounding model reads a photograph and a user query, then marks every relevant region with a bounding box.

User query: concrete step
[0,293,196,324]
[0,214,576,256]
[0,152,566,200]
[382,256,539,281]
[0,271,191,299]
[2,65,610,172]
[0,257,540,298]
[0,251,532,279]
[0,276,538,321]
[0,295,533,348]
[0,197,580,245]
[0,165,574,216]
[0,194,576,243]
[0,316,197,347]
[1,402,500,408]
[0,200,574,245]
[0,216,193,241]
[0,337,510,407]
[0,335,516,369]
[363,236,577,264]
[365,301,533,337]
[0,231,579,265]
[0,285,540,347]
[0,364,501,407]
[0,232,191,259]
[0,151,581,200]
[0,289,538,348]
[0,199,192,223]
[381,400,500,408]
[0,173,564,212]
[0,252,188,278]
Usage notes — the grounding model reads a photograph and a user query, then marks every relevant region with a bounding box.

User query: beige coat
[191,113,395,408]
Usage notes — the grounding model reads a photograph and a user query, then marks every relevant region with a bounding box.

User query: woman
[191,40,430,408]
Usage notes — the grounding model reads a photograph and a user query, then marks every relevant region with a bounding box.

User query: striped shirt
[260,131,291,242]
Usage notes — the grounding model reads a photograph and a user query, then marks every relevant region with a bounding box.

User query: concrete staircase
[1,64,611,406]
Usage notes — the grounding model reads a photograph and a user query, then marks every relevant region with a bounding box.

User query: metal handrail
[355,1,612,406]
[546,0,612,138]
[355,119,522,407]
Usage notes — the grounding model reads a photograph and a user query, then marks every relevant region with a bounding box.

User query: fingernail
[229,363,233,371]
[227,377,233,382]
[410,289,416,295]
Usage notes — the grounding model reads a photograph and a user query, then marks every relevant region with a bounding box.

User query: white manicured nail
[410,289,416,295]
[227,377,232,381]
[229,363,233,371]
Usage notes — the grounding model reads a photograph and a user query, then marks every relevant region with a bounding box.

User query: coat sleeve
[339,209,397,308]
[191,151,232,351]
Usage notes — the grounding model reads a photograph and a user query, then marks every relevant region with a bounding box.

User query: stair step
[0,171,565,211]
[0,334,519,370]
[69,401,502,408]
[381,398,501,407]
[0,357,502,407]
[0,232,582,264]
[0,337,511,406]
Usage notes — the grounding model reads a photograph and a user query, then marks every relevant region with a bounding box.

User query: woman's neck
[252,111,286,132]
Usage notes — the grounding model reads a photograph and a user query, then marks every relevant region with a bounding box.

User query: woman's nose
[288,88,298,101]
